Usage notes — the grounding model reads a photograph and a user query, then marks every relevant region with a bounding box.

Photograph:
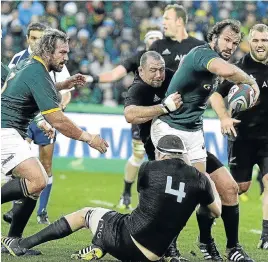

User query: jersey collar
[33,56,48,71]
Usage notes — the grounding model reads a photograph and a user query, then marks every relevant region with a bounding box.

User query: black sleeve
[137,161,149,193]
[165,68,175,81]
[198,173,215,206]
[124,83,146,107]
[149,40,160,52]
[121,55,138,73]
[121,50,144,73]
[216,80,233,98]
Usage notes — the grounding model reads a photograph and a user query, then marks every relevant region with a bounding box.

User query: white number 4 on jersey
[165,176,186,203]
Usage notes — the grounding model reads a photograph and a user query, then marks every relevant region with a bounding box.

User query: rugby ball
[227,84,254,112]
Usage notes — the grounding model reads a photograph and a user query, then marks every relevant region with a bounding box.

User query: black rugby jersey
[124,69,174,143]
[126,158,214,257]
[217,53,268,140]
[150,36,205,71]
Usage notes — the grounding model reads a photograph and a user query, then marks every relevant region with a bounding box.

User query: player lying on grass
[2,135,221,261]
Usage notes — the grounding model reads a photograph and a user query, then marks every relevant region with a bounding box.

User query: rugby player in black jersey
[85,26,163,210]
[2,135,221,262]
[211,23,268,252]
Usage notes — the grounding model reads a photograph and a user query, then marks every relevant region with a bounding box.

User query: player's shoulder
[187,36,206,45]
[9,49,28,67]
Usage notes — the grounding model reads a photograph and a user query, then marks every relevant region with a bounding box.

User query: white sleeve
[8,55,17,69]
[55,65,70,82]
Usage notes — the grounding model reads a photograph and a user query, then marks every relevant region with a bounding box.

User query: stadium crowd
[1,0,268,106]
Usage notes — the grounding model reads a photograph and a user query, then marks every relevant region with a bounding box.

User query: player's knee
[129,154,144,168]
[262,174,268,189]
[222,180,239,197]
[238,182,251,194]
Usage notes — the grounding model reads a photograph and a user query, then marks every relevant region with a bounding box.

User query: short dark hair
[140,51,164,67]
[207,19,243,42]
[27,22,47,36]
[157,135,187,155]
[32,28,69,57]
[164,4,188,24]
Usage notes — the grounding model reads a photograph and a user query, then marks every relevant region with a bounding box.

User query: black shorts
[228,139,268,183]
[131,124,141,140]
[92,211,150,262]
[206,151,224,174]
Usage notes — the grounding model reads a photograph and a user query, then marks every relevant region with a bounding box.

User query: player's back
[127,158,213,257]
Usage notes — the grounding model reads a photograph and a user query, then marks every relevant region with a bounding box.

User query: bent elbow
[124,114,133,123]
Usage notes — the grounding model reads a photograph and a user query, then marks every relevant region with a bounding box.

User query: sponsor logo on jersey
[262,80,268,88]
[153,94,161,102]
[175,54,185,61]
[203,84,212,90]
[162,49,171,55]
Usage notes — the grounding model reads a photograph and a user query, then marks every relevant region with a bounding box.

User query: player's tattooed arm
[209,92,241,137]
[207,58,260,103]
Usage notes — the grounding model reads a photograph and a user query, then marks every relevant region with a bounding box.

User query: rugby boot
[226,244,254,261]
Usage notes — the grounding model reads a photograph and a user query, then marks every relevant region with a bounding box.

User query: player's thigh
[228,139,255,183]
[83,207,112,235]
[13,157,48,186]
[151,119,207,163]
[256,140,268,185]
[1,128,42,179]
[206,151,224,174]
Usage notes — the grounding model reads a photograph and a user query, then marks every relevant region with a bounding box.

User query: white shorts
[1,128,35,176]
[85,207,111,235]
[151,119,207,163]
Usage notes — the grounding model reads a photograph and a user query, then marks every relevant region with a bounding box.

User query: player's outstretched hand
[65,74,87,89]
[162,92,183,113]
[88,134,109,154]
[37,120,56,139]
[79,131,109,153]
[251,82,260,106]
[220,116,241,137]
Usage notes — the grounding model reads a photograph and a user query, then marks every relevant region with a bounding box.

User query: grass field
[1,170,267,262]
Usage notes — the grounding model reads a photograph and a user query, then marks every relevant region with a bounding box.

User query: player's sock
[8,197,37,238]
[123,180,133,196]
[221,204,239,248]
[261,220,268,239]
[1,178,28,203]
[37,176,53,216]
[20,217,72,249]
[196,206,214,244]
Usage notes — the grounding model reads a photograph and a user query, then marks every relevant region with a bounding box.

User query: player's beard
[250,47,268,62]
[214,38,232,61]
[50,61,65,72]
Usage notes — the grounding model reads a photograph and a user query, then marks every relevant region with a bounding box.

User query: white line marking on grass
[250,229,262,234]
[90,200,114,207]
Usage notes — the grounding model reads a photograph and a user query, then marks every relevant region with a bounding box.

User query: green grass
[1,170,267,261]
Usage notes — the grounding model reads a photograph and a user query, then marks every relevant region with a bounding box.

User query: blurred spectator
[1,0,266,105]
[60,2,77,31]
